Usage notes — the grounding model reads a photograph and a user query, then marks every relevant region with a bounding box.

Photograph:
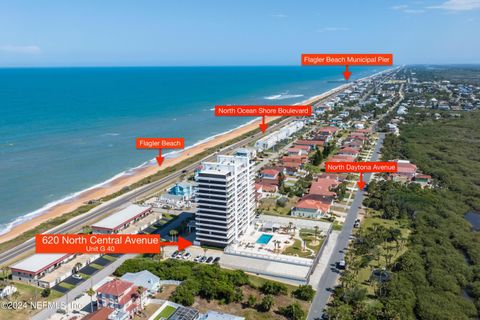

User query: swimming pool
[256,234,273,245]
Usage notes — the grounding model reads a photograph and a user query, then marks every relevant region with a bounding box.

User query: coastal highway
[307,133,385,319]
[0,116,297,266]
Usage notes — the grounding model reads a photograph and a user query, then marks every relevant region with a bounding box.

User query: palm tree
[74,262,82,274]
[86,288,95,313]
[0,265,8,283]
[169,229,178,242]
[273,240,281,253]
[313,226,320,245]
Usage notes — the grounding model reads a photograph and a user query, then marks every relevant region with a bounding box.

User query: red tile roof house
[295,139,324,149]
[292,144,312,152]
[309,178,340,198]
[292,178,340,219]
[390,160,417,181]
[318,173,348,182]
[353,129,371,135]
[96,279,147,319]
[261,168,280,179]
[347,135,369,142]
[279,162,302,175]
[292,195,332,219]
[287,147,308,156]
[338,147,360,157]
[344,140,363,149]
[349,132,365,138]
[329,155,356,163]
[281,155,308,164]
[255,183,264,201]
[256,182,278,193]
[319,126,338,136]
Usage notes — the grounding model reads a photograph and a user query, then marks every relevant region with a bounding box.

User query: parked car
[171,251,179,258]
[354,218,361,227]
[337,260,346,270]
[200,256,208,263]
[72,274,82,280]
[206,256,214,263]
[213,257,220,263]
[194,255,202,262]
[183,252,191,259]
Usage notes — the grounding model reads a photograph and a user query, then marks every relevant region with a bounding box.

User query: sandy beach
[0,85,348,244]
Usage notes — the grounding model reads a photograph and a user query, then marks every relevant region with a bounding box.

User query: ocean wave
[264,93,304,100]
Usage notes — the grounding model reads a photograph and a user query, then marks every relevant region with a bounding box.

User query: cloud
[391,4,409,10]
[318,27,349,32]
[391,4,425,13]
[429,0,480,11]
[0,45,41,54]
[404,8,426,13]
[271,13,287,18]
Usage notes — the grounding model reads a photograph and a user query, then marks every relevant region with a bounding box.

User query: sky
[0,0,479,67]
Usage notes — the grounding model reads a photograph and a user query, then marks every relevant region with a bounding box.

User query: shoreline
[0,78,361,244]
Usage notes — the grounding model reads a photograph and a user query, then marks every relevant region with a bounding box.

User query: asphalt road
[0,117,295,266]
[307,133,385,320]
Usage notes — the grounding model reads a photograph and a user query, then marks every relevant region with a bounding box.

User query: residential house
[338,147,360,158]
[169,182,195,200]
[120,270,160,294]
[96,279,147,319]
[292,177,340,219]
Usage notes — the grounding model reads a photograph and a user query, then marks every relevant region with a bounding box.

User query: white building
[254,121,304,151]
[10,253,75,288]
[194,151,255,247]
[91,204,153,234]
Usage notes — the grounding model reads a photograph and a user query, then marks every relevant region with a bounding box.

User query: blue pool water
[256,234,273,245]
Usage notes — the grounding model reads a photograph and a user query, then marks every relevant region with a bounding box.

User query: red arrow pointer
[343,65,351,81]
[160,236,192,251]
[357,172,366,190]
[156,149,165,167]
[259,115,268,133]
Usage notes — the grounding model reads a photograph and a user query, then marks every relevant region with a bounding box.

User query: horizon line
[0,63,479,69]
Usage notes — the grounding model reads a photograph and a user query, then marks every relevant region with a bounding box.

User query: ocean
[0,66,386,234]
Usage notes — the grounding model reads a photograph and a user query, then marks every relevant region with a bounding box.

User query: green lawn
[155,305,176,320]
[258,196,299,216]
[58,282,75,290]
[103,255,117,262]
[332,221,343,231]
[283,239,314,258]
[300,229,324,253]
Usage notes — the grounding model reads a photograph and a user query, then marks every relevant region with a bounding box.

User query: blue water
[256,234,273,245]
[0,66,387,234]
